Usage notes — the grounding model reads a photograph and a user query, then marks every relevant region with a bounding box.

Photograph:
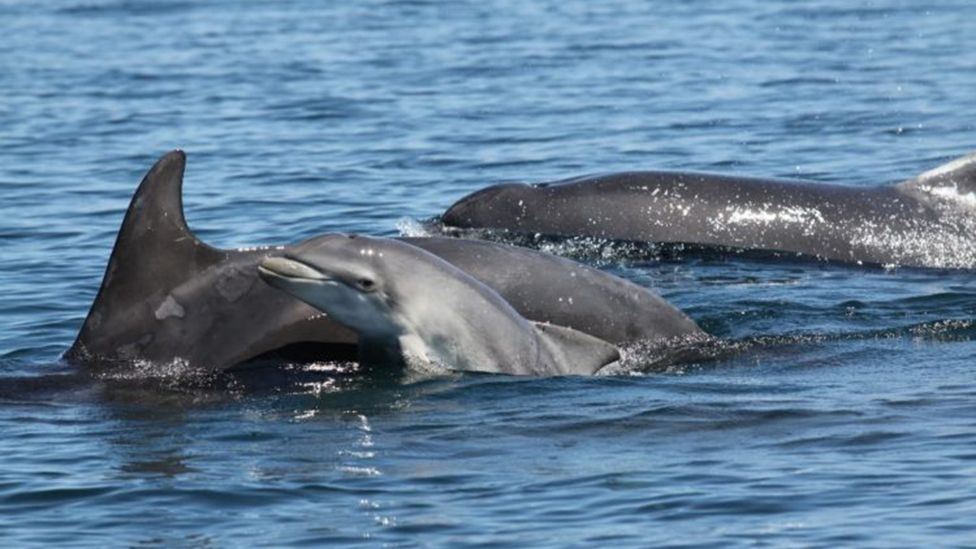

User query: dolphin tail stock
[898,150,976,198]
[66,150,225,364]
[531,322,620,375]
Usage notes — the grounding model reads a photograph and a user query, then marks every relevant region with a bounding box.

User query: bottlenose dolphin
[259,235,621,376]
[441,152,976,269]
[68,151,702,373]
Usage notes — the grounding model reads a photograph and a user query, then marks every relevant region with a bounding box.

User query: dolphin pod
[441,153,976,269]
[67,151,702,374]
[259,235,622,376]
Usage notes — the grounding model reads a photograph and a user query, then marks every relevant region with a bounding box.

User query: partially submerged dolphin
[259,235,621,376]
[67,151,702,373]
[441,152,976,269]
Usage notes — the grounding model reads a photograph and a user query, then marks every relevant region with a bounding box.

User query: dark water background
[2,0,976,546]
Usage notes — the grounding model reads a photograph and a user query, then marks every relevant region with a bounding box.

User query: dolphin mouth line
[258,257,336,283]
[257,265,317,281]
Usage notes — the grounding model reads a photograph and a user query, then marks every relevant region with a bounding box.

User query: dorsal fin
[69,150,225,359]
[532,322,620,375]
[899,151,976,195]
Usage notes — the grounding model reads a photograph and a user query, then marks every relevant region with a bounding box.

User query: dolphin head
[441,182,532,228]
[258,234,401,337]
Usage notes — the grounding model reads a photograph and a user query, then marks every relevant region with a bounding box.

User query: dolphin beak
[258,257,328,282]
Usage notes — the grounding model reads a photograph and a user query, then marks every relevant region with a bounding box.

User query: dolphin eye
[357,278,376,291]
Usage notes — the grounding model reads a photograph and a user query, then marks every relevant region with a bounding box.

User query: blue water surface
[2,0,976,546]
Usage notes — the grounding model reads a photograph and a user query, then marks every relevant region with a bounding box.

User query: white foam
[916,182,976,209]
[395,217,433,237]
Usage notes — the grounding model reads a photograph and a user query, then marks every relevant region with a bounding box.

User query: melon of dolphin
[259,235,621,376]
[441,152,976,269]
[67,151,703,373]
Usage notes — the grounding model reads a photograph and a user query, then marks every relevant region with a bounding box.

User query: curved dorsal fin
[99,149,224,291]
[70,150,225,359]
[899,151,976,194]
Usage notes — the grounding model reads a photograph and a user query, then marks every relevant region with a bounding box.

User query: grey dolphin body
[68,151,701,373]
[259,236,621,376]
[441,153,976,269]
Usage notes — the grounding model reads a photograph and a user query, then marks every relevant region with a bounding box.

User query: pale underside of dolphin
[67,151,703,373]
[259,235,622,376]
[441,152,976,269]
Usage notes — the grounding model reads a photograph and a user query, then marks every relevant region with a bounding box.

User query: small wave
[0,373,94,404]
[57,1,198,16]
[612,318,976,376]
